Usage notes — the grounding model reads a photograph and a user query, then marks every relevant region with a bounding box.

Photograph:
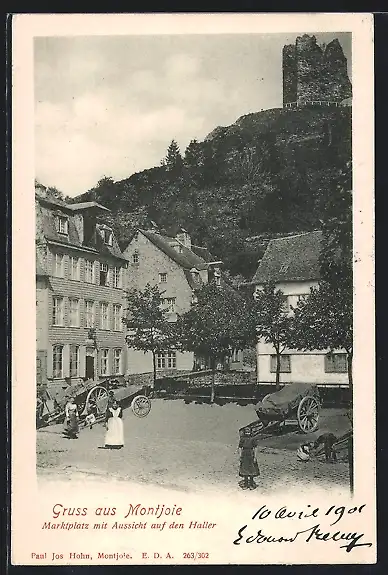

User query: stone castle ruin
[283,35,352,108]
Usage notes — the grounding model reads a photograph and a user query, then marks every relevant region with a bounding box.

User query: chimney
[176,228,191,250]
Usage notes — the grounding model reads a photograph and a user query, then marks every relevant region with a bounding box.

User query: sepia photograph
[35,29,353,493]
[12,13,375,565]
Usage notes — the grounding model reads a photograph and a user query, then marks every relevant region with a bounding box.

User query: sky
[34,32,351,197]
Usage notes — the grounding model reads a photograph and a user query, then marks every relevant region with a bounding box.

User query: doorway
[86,348,95,380]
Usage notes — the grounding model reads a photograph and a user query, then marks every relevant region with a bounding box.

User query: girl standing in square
[238,427,260,490]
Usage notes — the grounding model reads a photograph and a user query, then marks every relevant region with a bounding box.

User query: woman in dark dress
[238,427,260,490]
[63,397,79,439]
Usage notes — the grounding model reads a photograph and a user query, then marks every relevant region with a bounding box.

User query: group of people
[63,391,124,449]
[238,428,339,491]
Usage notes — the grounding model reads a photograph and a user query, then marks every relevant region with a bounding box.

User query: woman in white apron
[104,400,124,449]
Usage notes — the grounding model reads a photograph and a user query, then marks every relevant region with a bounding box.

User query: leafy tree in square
[253,282,292,390]
[288,282,353,389]
[123,284,177,389]
[176,283,256,403]
[289,163,353,390]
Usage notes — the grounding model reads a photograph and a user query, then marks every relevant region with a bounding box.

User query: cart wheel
[297,396,320,433]
[85,386,109,415]
[131,395,151,418]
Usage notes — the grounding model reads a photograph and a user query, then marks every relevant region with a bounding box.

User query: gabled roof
[68,201,110,212]
[36,195,73,212]
[140,230,209,271]
[191,244,217,263]
[163,224,188,237]
[252,230,322,284]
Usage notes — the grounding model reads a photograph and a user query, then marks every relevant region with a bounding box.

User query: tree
[35,180,66,202]
[89,176,117,209]
[289,162,354,390]
[289,282,353,389]
[184,139,203,169]
[253,282,291,390]
[123,284,177,389]
[176,283,256,403]
[319,161,352,287]
[163,140,183,174]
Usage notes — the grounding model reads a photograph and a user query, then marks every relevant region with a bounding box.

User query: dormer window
[101,227,113,246]
[279,262,290,273]
[56,215,69,235]
[191,267,200,280]
[133,252,139,264]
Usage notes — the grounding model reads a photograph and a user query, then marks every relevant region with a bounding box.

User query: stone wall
[283,35,352,106]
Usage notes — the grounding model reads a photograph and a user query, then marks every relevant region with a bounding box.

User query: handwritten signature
[233,523,372,553]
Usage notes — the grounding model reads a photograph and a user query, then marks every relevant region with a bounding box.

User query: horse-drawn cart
[240,382,321,438]
[36,378,152,428]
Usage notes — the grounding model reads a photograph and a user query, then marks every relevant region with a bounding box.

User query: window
[85,300,95,328]
[52,296,64,326]
[279,263,289,273]
[69,256,80,281]
[101,228,113,246]
[56,216,68,235]
[325,353,348,373]
[132,252,139,264]
[112,266,121,288]
[69,345,80,377]
[100,349,109,376]
[100,302,110,330]
[69,298,80,327]
[156,351,177,369]
[231,349,240,363]
[53,253,64,278]
[270,355,291,373]
[100,262,109,286]
[253,287,262,301]
[52,345,64,378]
[85,260,96,283]
[164,297,176,313]
[113,304,122,331]
[159,272,167,283]
[113,348,122,375]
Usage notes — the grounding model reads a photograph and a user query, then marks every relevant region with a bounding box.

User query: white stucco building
[252,231,349,388]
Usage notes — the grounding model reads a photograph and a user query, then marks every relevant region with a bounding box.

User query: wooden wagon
[36,377,152,428]
[239,382,321,438]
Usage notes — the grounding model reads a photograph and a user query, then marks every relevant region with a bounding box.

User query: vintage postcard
[11,13,375,565]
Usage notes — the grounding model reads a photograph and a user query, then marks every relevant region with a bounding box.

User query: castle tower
[282,34,352,108]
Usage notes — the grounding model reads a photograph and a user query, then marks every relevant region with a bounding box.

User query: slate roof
[191,244,218,263]
[251,231,322,284]
[140,230,210,271]
[68,201,110,212]
[36,196,126,261]
[38,201,82,247]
